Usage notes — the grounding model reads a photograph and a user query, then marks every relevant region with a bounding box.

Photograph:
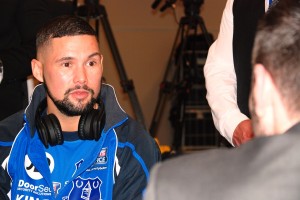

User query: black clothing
[0,0,75,120]
[232,0,265,117]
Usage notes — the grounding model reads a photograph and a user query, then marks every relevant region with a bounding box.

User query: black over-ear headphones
[35,98,106,148]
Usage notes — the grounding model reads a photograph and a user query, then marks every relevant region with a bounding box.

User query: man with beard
[144,0,300,199]
[0,15,160,200]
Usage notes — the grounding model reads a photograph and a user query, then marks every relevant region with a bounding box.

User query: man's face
[39,35,103,116]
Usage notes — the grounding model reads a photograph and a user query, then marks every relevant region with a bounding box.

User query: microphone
[151,0,162,9]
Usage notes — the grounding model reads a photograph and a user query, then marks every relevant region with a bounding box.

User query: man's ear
[31,59,44,82]
[252,64,274,116]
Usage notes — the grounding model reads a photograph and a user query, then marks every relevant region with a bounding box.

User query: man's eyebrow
[88,52,102,59]
[55,52,102,63]
[55,56,73,63]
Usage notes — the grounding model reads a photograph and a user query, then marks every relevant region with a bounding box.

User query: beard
[43,81,98,116]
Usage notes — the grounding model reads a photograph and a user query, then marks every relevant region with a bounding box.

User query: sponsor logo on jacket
[87,147,109,171]
[96,148,108,164]
[17,180,52,197]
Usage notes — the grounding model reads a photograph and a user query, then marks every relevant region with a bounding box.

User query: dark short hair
[36,15,97,49]
[252,0,300,114]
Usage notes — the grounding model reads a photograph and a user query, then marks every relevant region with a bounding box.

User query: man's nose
[73,66,87,84]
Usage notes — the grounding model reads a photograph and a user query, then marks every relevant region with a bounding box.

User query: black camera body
[183,0,204,17]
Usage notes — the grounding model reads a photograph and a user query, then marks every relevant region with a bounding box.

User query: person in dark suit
[0,0,52,120]
[144,0,300,199]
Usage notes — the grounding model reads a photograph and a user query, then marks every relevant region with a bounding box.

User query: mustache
[64,85,94,96]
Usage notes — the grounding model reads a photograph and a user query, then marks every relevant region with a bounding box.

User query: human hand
[232,119,254,147]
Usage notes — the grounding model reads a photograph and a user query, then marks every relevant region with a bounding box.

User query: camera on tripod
[150,0,219,152]
[151,0,204,16]
[183,0,204,17]
[152,0,207,30]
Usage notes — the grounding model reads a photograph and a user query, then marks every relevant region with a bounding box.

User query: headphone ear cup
[78,112,89,139]
[36,112,63,148]
[91,108,105,140]
[41,114,64,146]
[36,116,50,148]
[78,100,105,140]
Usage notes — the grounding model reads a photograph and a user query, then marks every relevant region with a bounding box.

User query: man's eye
[88,61,97,67]
[63,63,71,67]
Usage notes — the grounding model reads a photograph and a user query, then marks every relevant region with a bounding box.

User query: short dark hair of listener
[252,0,300,114]
[36,15,97,49]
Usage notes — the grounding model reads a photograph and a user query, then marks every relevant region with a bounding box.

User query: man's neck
[58,114,80,132]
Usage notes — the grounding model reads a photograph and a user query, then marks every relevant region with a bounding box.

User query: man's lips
[69,89,90,99]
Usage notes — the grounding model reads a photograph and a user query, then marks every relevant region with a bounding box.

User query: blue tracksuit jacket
[0,83,160,200]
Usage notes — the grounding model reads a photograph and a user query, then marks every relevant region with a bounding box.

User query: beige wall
[95,0,227,145]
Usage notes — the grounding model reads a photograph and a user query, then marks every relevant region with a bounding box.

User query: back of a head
[36,15,97,50]
[252,0,300,115]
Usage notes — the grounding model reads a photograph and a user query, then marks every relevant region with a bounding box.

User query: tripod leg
[170,24,191,152]
[171,96,186,152]
[197,16,213,47]
[97,5,146,128]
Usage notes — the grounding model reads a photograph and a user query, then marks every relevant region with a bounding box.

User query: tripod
[150,0,213,151]
[75,1,146,128]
